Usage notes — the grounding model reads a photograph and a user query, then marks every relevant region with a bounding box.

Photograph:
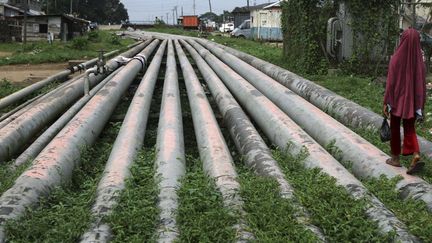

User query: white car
[219,23,234,33]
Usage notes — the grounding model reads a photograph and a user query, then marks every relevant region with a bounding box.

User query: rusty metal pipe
[174,39,254,242]
[187,39,418,242]
[197,39,432,212]
[80,40,167,243]
[0,40,152,163]
[0,40,160,242]
[180,39,326,241]
[0,41,141,110]
[12,67,124,169]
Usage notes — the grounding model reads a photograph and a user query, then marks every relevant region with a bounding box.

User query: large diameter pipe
[80,40,167,243]
[12,68,124,168]
[213,42,432,162]
[175,39,254,242]
[188,39,418,242]
[0,41,141,110]
[197,39,432,211]
[153,40,185,243]
[0,73,86,130]
[180,39,326,242]
[0,40,160,242]
[0,40,152,163]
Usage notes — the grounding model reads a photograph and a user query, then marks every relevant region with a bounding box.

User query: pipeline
[196,39,432,212]
[152,39,185,243]
[175,39,254,242]
[0,40,152,163]
[187,39,418,242]
[0,73,87,130]
[180,39,326,242]
[0,41,142,110]
[0,40,160,242]
[80,40,167,243]
[12,68,124,168]
[212,41,432,163]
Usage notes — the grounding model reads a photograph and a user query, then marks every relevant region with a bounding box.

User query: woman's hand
[383,104,390,118]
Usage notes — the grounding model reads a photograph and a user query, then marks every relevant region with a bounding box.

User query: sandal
[386,158,401,167]
[407,156,425,174]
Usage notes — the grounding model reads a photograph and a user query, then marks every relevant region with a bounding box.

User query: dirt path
[0,51,12,58]
[0,63,70,84]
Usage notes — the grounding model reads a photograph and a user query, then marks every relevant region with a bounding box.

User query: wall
[233,12,250,28]
[251,7,283,41]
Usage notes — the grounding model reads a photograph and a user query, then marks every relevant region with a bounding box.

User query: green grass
[273,149,394,242]
[0,30,134,66]
[108,149,160,242]
[237,166,319,242]
[364,176,432,242]
[0,79,25,99]
[5,121,120,242]
[176,155,237,242]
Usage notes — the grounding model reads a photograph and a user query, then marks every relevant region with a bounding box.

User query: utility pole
[209,0,212,13]
[193,0,196,15]
[247,0,250,9]
[173,6,178,23]
[46,0,49,14]
[172,8,175,25]
[70,0,73,15]
[181,6,184,17]
[166,13,169,24]
[23,0,28,45]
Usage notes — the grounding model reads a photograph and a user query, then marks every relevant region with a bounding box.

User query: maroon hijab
[384,28,426,119]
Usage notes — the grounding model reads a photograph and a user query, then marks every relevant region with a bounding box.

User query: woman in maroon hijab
[383,28,426,174]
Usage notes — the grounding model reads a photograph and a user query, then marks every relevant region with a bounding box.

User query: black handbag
[380,117,391,142]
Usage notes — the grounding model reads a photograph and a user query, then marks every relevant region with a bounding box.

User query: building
[231,2,270,28]
[0,0,44,17]
[11,14,90,41]
[250,1,283,41]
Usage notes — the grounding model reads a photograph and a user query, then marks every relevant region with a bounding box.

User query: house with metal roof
[231,2,271,28]
[250,1,283,41]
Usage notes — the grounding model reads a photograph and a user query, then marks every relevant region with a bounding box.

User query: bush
[87,31,101,42]
[109,35,121,45]
[70,37,89,50]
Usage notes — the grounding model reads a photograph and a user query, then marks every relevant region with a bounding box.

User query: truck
[182,15,199,29]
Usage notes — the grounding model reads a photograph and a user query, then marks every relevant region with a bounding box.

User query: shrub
[70,37,89,50]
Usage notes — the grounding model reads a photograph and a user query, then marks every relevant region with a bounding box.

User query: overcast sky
[121,0,274,22]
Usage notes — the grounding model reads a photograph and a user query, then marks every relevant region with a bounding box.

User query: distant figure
[47,32,54,44]
[383,28,426,174]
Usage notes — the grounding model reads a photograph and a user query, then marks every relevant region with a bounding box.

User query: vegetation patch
[237,165,319,242]
[176,155,237,242]
[107,149,160,242]
[273,149,394,242]
[364,176,432,241]
[0,31,134,66]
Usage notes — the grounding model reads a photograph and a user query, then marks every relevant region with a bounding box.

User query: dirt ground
[0,51,12,58]
[0,63,70,84]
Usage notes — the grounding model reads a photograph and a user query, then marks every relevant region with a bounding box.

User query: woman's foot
[407,153,425,174]
[386,155,401,167]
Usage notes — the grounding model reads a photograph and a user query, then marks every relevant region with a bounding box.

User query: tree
[42,0,129,24]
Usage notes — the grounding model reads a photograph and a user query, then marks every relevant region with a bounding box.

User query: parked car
[219,22,234,33]
[89,22,98,31]
[231,19,251,39]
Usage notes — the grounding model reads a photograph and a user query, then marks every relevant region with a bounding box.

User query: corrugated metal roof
[232,3,273,13]
[264,1,283,9]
